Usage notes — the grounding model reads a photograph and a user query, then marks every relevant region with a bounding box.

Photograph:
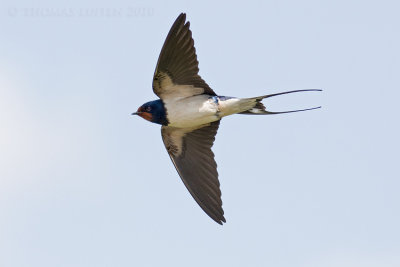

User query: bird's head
[133,103,153,122]
[132,100,168,125]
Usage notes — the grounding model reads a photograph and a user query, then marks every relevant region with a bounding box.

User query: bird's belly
[165,95,219,128]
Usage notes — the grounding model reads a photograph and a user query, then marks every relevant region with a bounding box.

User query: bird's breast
[164,95,220,128]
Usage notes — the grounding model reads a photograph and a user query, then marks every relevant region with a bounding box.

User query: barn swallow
[133,13,321,224]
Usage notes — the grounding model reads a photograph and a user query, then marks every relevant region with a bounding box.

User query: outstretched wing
[153,13,216,100]
[161,121,225,224]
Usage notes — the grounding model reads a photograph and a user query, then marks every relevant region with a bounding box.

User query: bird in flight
[133,13,320,225]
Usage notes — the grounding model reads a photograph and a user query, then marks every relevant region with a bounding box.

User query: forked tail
[239,89,322,115]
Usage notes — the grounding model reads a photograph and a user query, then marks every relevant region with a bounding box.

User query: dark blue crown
[142,100,168,125]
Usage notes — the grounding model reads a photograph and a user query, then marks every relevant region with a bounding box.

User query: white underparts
[164,94,220,128]
[162,84,263,128]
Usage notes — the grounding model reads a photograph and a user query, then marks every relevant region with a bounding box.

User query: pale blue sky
[1,0,399,266]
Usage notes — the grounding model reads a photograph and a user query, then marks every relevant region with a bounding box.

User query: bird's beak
[132,106,144,115]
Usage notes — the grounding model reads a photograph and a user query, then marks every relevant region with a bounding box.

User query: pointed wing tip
[210,209,226,225]
[171,13,187,30]
[215,217,226,225]
[177,13,187,22]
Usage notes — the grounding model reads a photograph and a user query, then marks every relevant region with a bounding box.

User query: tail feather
[239,98,269,115]
[238,89,322,115]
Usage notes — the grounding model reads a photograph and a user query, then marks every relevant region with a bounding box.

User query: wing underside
[153,13,216,100]
[161,121,225,224]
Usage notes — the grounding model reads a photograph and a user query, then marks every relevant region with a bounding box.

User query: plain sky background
[1,0,399,266]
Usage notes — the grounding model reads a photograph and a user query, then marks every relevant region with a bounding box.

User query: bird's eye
[146,106,151,112]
